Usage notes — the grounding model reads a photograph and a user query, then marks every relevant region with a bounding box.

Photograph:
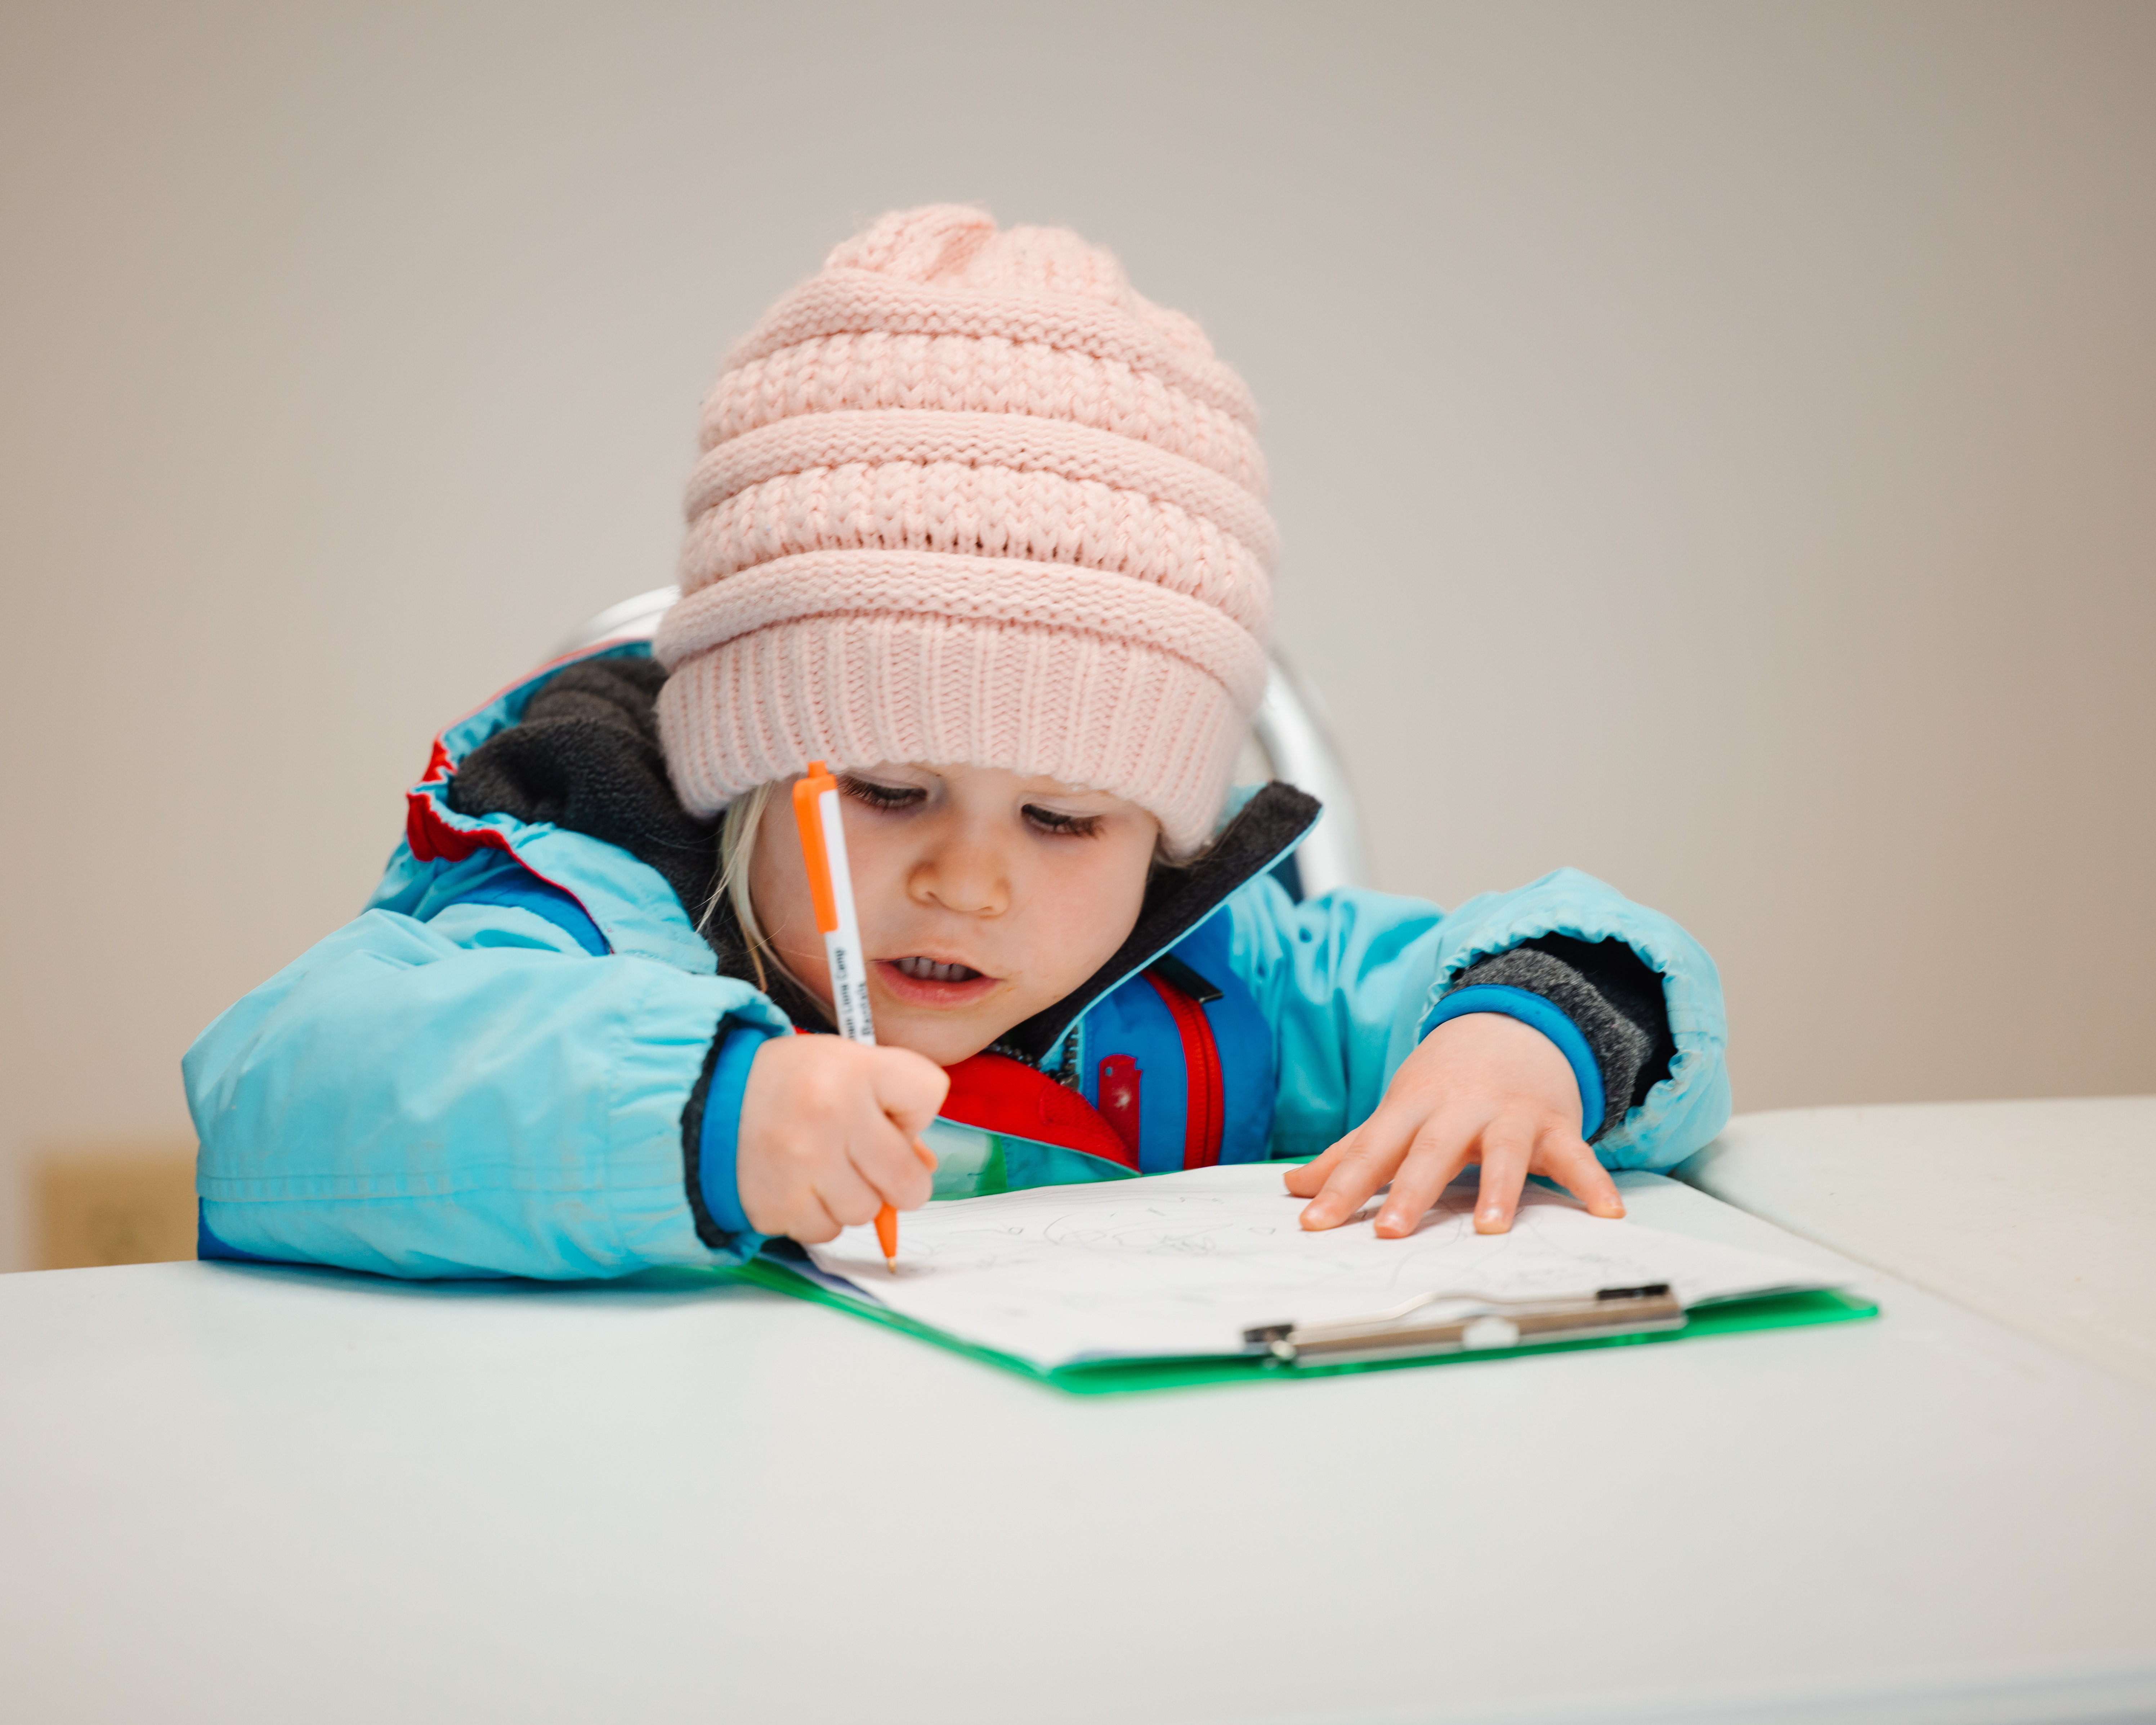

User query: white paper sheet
[802,1163,1838,1369]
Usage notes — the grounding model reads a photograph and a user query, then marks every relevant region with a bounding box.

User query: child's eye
[840,775,925,812]
[1024,804,1102,838]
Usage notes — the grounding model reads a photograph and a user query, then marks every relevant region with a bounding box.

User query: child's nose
[911,840,1010,917]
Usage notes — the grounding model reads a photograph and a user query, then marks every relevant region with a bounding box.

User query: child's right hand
[734,1036,949,1242]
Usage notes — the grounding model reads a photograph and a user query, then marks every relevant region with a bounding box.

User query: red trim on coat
[941,1052,1138,1171]
[405,784,518,865]
[1143,971,1225,1170]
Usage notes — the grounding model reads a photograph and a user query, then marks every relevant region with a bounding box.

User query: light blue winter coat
[184,644,1730,1281]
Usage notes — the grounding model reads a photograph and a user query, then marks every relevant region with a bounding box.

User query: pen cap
[790,763,841,935]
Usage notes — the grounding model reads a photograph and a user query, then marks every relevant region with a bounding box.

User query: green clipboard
[720,1255,1880,1396]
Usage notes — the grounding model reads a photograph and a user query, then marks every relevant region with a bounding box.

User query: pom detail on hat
[654,205,1275,853]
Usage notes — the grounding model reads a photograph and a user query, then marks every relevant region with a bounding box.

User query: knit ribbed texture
[653,205,1276,853]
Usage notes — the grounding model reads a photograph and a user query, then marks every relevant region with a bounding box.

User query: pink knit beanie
[652,205,1276,854]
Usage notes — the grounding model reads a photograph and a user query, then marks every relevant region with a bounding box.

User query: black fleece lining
[448,656,722,919]
[679,1018,738,1252]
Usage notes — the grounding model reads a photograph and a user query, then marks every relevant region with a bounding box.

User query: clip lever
[1244,1284,1685,1366]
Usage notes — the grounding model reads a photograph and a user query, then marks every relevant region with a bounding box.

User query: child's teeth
[898,957,976,982]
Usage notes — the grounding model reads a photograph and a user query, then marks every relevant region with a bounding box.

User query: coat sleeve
[183,901,792,1280]
[1223,866,1731,1170]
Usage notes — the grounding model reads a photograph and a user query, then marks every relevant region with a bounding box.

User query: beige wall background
[2,0,2150,1272]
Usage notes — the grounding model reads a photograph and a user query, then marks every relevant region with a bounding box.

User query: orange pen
[791,762,902,1272]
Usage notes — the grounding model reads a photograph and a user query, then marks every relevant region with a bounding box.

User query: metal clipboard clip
[1242,1283,1686,1366]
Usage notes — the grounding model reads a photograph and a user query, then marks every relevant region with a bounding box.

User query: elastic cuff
[698,1023,772,1239]
[1419,984,1607,1139]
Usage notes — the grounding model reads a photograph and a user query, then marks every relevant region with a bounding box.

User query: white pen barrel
[816,786,877,1046]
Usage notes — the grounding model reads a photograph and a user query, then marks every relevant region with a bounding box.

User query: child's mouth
[875,955,1000,1009]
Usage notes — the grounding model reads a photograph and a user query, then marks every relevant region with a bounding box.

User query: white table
[1678,1096,2156,1391]
[6,1156,2156,1724]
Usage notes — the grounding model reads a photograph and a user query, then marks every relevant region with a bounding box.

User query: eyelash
[839,776,922,811]
[1024,806,1102,839]
[838,776,1102,838]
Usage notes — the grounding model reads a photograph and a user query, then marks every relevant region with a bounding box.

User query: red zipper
[1143,970,1225,1169]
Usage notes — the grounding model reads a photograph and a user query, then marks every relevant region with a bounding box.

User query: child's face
[750,763,1160,1067]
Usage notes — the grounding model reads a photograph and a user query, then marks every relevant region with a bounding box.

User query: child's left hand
[1286,1012,1626,1237]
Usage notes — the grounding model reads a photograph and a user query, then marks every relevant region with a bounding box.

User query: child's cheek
[1028,835,1154,992]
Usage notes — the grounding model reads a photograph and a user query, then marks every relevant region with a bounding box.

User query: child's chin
[873,1012,1010,1073]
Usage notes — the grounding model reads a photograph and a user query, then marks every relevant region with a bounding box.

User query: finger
[1283,1130,1355,1198]
[1535,1127,1625,1219]
[1299,1103,1421,1230]
[1374,1109,1482,1238]
[783,1189,846,1245]
[1471,1115,1539,1234]
[810,1150,888,1230]
[848,1113,936,1212]
[867,1046,951,1138]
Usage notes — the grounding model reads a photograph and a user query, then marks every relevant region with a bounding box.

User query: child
[185,205,1729,1280]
